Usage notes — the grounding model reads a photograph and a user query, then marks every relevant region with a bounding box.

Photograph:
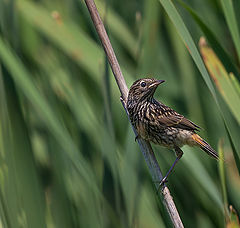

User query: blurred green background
[0,0,240,227]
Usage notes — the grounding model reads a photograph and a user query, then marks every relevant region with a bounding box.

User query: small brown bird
[127,78,218,186]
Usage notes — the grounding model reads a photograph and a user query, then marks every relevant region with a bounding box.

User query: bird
[127,78,218,186]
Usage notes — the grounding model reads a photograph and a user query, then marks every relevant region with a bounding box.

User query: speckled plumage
[127,78,218,185]
[128,97,199,148]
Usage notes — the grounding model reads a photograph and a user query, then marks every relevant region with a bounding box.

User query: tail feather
[192,134,219,160]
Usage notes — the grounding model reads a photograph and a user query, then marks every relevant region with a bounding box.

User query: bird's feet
[135,134,140,141]
[155,177,168,193]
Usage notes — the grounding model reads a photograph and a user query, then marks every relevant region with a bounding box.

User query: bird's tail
[192,134,219,160]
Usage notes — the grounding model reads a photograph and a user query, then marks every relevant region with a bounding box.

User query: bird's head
[127,78,165,104]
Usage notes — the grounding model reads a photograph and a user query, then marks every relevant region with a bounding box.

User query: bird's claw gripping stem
[135,134,140,141]
[156,177,168,193]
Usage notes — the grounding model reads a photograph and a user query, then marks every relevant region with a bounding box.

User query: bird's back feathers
[152,99,200,131]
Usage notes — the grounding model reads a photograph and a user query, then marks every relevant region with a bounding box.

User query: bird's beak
[149,80,165,88]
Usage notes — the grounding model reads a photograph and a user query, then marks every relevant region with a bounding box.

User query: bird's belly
[175,129,195,146]
[149,127,194,148]
[135,118,195,148]
[135,121,149,140]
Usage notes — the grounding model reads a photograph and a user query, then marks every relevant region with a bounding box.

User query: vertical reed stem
[83,0,184,227]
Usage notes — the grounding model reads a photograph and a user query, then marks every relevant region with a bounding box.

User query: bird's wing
[152,101,200,131]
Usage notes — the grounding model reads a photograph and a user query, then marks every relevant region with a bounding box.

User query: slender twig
[83,0,184,227]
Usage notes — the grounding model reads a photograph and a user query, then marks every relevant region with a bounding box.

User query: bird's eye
[140,81,146,87]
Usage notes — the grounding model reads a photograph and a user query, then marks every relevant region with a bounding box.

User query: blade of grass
[95,0,138,58]
[183,148,223,210]
[167,17,205,127]
[19,43,123,226]
[199,39,240,172]
[157,0,216,98]
[17,0,136,111]
[36,51,123,186]
[137,0,160,75]
[227,205,240,228]
[45,136,76,228]
[218,139,229,224]
[17,0,103,78]
[230,73,240,94]
[137,187,165,228]
[199,38,240,125]
[0,35,120,227]
[0,36,101,201]
[120,126,141,225]
[224,124,240,175]
[0,67,47,228]
[0,191,9,228]
[220,0,240,62]
[177,0,240,80]
[35,49,138,225]
[17,0,135,89]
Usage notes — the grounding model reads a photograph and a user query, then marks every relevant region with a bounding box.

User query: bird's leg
[135,134,140,141]
[157,147,183,191]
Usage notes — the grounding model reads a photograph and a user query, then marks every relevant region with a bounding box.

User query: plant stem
[83,0,184,227]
